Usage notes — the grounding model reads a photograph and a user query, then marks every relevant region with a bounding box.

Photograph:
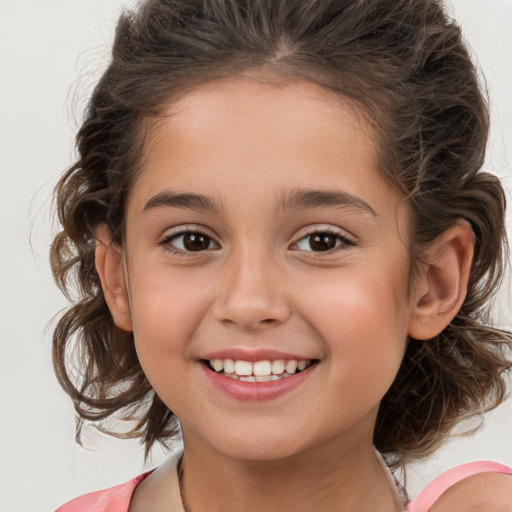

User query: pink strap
[406,461,512,512]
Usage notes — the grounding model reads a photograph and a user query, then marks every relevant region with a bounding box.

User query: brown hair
[51,0,511,468]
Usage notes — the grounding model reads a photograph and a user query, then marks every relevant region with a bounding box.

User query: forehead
[159,72,369,139]
[128,73,398,219]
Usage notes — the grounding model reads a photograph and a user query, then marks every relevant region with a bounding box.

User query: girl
[51,0,512,510]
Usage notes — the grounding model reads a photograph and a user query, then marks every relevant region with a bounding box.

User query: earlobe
[408,220,474,341]
[95,224,133,332]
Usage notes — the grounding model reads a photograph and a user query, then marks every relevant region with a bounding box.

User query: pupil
[310,234,336,251]
[184,233,209,251]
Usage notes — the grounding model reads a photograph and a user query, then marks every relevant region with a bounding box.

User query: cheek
[296,265,410,381]
[128,268,209,364]
[127,270,212,412]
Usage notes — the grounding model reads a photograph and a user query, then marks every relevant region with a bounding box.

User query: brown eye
[180,232,212,251]
[294,230,354,253]
[308,233,338,251]
[159,230,219,255]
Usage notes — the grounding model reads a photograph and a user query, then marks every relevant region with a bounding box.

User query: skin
[430,473,512,511]
[96,72,477,511]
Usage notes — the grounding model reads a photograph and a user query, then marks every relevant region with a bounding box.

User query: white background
[0,1,511,511]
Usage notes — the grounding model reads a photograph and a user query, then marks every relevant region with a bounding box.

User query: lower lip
[200,362,317,401]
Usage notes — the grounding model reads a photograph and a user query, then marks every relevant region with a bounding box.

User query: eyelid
[290,226,356,254]
[158,224,357,257]
[158,225,220,256]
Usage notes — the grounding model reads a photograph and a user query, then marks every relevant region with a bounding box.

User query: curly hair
[51,0,511,469]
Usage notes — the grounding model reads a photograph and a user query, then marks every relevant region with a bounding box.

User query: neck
[179,430,401,512]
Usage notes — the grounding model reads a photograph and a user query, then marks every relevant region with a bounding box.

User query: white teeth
[271,360,285,375]
[239,375,257,382]
[254,375,278,382]
[212,359,224,372]
[232,374,287,382]
[207,358,314,379]
[234,360,253,376]
[285,360,298,374]
[253,360,272,376]
[223,359,235,374]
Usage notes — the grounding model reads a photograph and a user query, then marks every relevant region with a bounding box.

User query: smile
[205,359,314,382]
[201,355,319,401]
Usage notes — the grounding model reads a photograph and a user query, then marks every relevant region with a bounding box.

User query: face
[120,74,416,461]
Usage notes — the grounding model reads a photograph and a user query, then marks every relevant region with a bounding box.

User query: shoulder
[430,472,512,512]
[408,461,512,512]
[55,471,154,512]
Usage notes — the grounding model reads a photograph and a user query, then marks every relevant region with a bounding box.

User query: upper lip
[201,348,316,362]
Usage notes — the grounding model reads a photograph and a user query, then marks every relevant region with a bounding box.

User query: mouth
[202,358,319,382]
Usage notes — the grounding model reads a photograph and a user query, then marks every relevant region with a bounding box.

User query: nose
[212,248,291,331]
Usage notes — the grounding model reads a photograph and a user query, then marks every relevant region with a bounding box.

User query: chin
[207,425,310,462]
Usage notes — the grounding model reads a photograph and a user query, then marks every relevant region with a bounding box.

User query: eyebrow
[142,188,377,217]
[143,190,222,214]
[277,188,377,217]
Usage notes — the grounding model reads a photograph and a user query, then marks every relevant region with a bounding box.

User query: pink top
[56,460,512,512]
[55,470,155,512]
[405,461,512,511]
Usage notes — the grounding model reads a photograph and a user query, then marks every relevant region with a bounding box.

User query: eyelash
[158,227,357,257]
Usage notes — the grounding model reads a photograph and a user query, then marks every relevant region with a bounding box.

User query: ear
[408,220,474,340]
[95,224,133,332]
